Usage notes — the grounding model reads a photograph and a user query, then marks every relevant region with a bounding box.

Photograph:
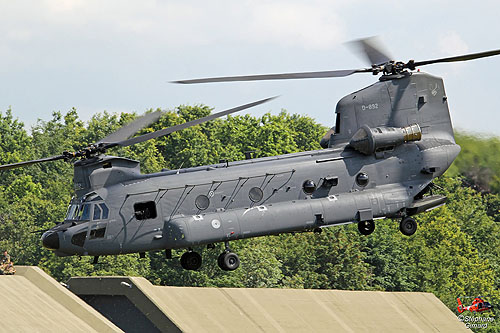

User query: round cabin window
[195,194,210,210]
[356,172,369,187]
[302,180,316,194]
[249,187,264,202]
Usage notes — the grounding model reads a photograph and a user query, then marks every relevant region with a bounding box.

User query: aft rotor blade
[173,69,368,84]
[114,96,277,147]
[0,155,66,171]
[413,49,500,67]
[96,110,163,145]
[349,36,392,66]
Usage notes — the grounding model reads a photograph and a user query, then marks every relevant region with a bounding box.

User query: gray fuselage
[42,72,461,257]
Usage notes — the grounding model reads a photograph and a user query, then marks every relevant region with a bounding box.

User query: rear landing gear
[180,251,202,270]
[400,217,417,236]
[358,220,375,235]
[218,251,240,271]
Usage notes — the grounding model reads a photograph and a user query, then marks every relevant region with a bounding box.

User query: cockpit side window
[92,203,110,220]
[89,225,106,239]
[100,203,109,219]
[71,231,86,247]
[93,205,102,220]
[335,113,341,134]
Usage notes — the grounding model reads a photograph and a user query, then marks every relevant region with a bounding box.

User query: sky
[1,0,499,135]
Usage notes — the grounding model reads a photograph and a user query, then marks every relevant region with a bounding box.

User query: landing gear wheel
[358,220,375,235]
[217,251,240,271]
[217,252,227,271]
[400,217,417,236]
[180,251,202,270]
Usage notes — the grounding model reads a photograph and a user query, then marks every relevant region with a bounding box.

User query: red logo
[457,296,493,313]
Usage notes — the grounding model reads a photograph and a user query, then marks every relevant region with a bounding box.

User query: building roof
[0,266,120,332]
[68,276,468,332]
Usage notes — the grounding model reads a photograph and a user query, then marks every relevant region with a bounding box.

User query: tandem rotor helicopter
[2,38,499,271]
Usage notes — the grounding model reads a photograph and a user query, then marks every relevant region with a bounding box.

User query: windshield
[65,197,81,220]
[66,201,79,220]
[65,197,91,221]
[65,196,109,221]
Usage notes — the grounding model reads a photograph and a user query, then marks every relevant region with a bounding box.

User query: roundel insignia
[211,219,221,229]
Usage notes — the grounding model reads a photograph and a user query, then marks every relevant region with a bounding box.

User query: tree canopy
[0,106,498,332]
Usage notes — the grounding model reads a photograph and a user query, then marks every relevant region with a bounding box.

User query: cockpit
[65,195,109,221]
[60,194,111,249]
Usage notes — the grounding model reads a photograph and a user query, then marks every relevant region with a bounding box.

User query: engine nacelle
[349,124,421,155]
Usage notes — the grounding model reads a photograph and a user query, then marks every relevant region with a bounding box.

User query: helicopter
[457,296,493,313]
[2,38,499,271]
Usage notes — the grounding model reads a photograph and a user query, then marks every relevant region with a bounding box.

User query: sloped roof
[68,276,468,332]
[0,266,120,332]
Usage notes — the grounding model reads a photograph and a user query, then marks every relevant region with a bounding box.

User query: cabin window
[195,195,210,210]
[89,226,106,239]
[71,231,87,247]
[302,180,316,194]
[249,187,264,202]
[134,201,157,220]
[356,172,369,187]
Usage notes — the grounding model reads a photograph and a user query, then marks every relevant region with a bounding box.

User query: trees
[0,105,499,330]
[447,133,500,193]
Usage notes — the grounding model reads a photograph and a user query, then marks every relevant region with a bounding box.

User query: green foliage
[448,133,500,193]
[0,106,499,332]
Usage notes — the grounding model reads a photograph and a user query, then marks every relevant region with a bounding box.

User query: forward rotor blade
[413,49,500,67]
[0,155,66,171]
[349,37,392,66]
[113,96,277,147]
[173,69,367,84]
[96,110,163,145]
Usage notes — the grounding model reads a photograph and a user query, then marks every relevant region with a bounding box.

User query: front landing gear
[400,217,417,236]
[218,241,240,271]
[180,251,202,270]
[358,220,375,235]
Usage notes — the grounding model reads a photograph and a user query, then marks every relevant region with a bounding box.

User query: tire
[180,252,188,269]
[358,220,375,235]
[217,252,228,271]
[180,251,202,270]
[400,217,417,236]
[223,252,240,271]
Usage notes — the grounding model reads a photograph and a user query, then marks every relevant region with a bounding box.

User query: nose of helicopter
[41,231,60,250]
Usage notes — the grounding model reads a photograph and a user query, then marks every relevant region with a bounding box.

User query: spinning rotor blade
[174,38,500,86]
[0,155,67,171]
[412,49,500,67]
[0,98,275,170]
[173,69,367,84]
[97,110,163,145]
[111,96,277,147]
[350,37,392,66]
